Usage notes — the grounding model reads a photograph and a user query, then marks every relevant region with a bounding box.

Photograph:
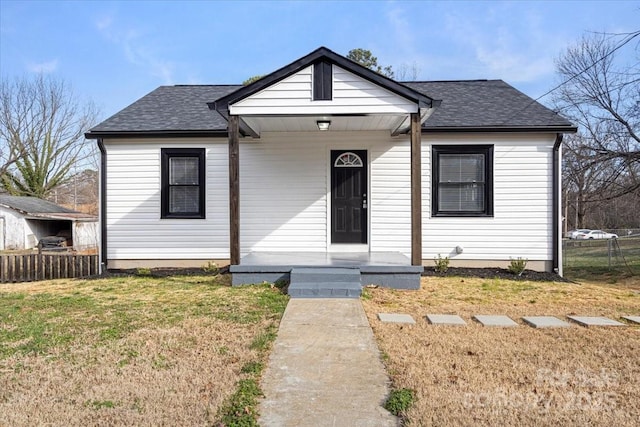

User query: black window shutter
[313,61,332,100]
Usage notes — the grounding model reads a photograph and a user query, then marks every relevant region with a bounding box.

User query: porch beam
[229,115,240,265]
[239,117,260,139]
[410,112,422,266]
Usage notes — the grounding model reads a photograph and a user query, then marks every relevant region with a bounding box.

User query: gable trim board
[211,47,438,117]
[86,47,576,275]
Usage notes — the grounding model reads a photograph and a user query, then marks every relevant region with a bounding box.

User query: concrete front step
[289,268,362,298]
[290,267,360,283]
[230,252,422,289]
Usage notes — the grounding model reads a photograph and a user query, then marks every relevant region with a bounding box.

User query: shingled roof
[404,80,573,131]
[86,80,574,138]
[88,85,236,137]
[0,195,95,220]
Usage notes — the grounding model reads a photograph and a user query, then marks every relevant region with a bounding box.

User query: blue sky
[1,0,638,121]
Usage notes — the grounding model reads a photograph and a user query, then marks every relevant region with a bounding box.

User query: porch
[230,251,423,295]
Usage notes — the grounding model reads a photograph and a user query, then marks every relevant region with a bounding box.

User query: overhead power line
[500,30,640,124]
[534,30,640,103]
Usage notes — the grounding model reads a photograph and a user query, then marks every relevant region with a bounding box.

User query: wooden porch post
[410,112,422,266]
[229,115,240,265]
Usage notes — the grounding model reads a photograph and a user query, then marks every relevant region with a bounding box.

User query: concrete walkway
[259,299,398,427]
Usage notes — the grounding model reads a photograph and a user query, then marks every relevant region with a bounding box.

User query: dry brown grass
[362,276,640,426]
[0,274,288,426]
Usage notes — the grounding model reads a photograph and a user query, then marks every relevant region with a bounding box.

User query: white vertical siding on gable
[422,134,556,262]
[105,139,229,260]
[230,66,417,115]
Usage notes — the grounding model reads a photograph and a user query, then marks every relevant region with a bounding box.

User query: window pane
[440,154,484,182]
[170,157,199,185]
[439,184,485,211]
[169,186,199,213]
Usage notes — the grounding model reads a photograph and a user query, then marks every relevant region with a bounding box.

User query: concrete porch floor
[237,251,416,267]
[230,252,423,290]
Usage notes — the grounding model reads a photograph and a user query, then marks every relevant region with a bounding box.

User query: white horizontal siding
[333,68,415,113]
[231,65,417,116]
[370,142,411,256]
[240,136,327,253]
[422,134,556,262]
[104,133,556,265]
[105,139,229,260]
[240,131,411,255]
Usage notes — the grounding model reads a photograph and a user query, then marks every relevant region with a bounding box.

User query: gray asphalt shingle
[405,80,572,129]
[0,195,79,214]
[90,85,236,133]
[88,80,573,135]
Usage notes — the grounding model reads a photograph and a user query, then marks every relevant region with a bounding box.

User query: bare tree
[0,79,31,178]
[554,31,640,203]
[49,169,99,214]
[0,142,21,179]
[562,134,611,228]
[0,75,99,198]
[395,62,421,81]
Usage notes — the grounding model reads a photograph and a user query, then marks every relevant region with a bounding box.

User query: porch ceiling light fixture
[316,120,331,131]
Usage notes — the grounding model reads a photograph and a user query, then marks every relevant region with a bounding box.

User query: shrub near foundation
[433,254,450,273]
[508,257,528,276]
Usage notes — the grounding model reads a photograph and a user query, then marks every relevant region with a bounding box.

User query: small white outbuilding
[0,195,98,251]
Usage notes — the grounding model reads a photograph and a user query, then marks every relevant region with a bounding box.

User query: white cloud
[95,14,113,31]
[386,5,413,49]
[441,6,562,83]
[94,13,175,84]
[382,3,425,79]
[27,59,59,73]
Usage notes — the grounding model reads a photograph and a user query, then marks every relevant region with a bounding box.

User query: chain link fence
[563,234,640,276]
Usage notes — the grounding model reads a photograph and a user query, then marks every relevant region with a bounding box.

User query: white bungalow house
[86,47,575,290]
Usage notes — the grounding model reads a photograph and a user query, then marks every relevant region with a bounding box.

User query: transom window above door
[334,152,364,167]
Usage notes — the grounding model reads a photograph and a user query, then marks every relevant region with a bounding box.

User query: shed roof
[0,195,96,220]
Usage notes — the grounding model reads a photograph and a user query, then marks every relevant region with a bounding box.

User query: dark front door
[331,150,367,244]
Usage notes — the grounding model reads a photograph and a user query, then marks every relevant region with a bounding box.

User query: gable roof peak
[210,46,438,116]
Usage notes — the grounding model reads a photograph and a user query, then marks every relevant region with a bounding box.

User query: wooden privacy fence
[0,254,100,283]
